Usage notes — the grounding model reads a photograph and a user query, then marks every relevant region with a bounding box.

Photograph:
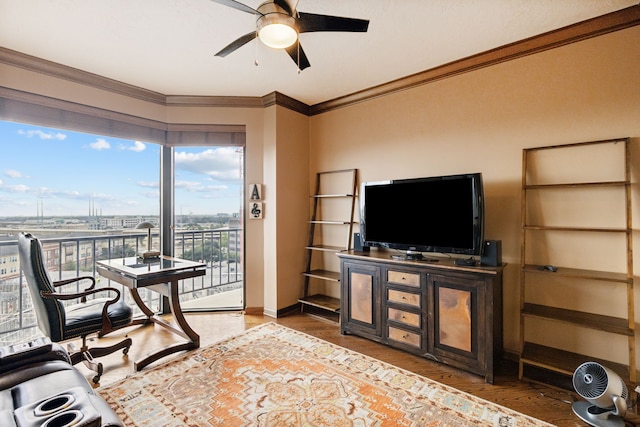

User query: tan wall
[309,26,640,363]
[275,107,310,311]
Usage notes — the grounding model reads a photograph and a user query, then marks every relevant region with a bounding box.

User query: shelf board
[310,220,353,225]
[313,193,355,198]
[522,303,633,335]
[522,264,630,283]
[299,294,341,312]
[524,181,628,189]
[306,245,345,252]
[523,225,628,233]
[520,341,630,381]
[303,269,340,282]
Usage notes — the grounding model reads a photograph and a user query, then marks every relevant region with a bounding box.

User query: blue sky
[0,121,242,217]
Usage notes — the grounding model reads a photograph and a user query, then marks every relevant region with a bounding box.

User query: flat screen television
[360,173,484,260]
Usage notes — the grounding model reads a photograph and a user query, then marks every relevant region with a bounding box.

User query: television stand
[339,249,505,383]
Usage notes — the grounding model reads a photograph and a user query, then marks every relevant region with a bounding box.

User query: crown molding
[309,5,640,115]
[0,47,167,105]
[165,95,264,108]
[261,92,310,115]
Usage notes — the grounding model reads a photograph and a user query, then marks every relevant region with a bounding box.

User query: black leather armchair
[18,232,133,383]
[0,338,123,427]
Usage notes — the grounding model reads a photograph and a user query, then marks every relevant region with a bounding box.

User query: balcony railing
[0,228,243,346]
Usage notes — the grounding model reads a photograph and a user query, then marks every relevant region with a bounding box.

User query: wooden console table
[96,256,205,370]
[339,250,504,383]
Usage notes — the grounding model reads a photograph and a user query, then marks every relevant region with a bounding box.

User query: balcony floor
[181,287,243,310]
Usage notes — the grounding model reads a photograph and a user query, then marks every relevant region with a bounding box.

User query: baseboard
[262,307,277,318]
[503,349,519,363]
[277,303,301,317]
[263,302,332,319]
[244,306,264,316]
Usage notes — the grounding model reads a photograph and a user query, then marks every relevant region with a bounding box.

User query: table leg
[128,288,155,327]
[133,279,200,371]
[168,279,200,347]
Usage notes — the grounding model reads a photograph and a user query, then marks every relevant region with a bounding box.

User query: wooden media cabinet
[338,250,504,383]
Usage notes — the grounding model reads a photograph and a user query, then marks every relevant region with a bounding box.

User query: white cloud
[129,141,146,152]
[90,138,111,150]
[175,147,241,181]
[118,141,145,152]
[18,129,67,140]
[5,169,23,178]
[2,184,30,193]
[137,181,158,188]
[175,180,204,192]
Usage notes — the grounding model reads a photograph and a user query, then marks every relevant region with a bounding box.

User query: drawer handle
[402,334,411,339]
[401,296,407,299]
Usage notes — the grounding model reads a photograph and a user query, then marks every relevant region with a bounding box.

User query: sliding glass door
[172,145,244,311]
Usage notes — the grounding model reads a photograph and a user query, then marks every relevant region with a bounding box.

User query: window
[0,116,246,344]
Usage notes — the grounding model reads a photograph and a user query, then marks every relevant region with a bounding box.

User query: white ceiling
[0,0,636,105]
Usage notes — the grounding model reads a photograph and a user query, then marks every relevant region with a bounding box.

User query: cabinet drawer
[388,326,421,348]
[388,307,420,328]
[387,289,421,308]
[387,270,420,287]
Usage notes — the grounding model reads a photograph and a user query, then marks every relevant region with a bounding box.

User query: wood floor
[72,311,639,427]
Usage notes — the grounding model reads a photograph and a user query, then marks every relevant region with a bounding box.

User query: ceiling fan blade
[285,41,310,70]
[209,0,260,15]
[214,31,257,57]
[297,12,369,33]
[273,0,293,15]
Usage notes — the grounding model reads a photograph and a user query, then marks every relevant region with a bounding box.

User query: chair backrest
[18,233,66,341]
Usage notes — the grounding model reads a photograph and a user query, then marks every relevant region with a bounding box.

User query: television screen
[360,173,484,258]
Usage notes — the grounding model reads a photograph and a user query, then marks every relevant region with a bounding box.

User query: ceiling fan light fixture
[257,13,297,49]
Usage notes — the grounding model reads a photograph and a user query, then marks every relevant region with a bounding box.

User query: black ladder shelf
[299,169,358,316]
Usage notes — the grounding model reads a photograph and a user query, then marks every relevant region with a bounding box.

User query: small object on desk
[138,250,160,259]
[454,257,476,266]
[136,221,160,259]
[541,264,558,272]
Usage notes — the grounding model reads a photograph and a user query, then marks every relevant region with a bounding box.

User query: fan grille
[573,363,608,399]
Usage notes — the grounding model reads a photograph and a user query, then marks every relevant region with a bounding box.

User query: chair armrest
[42,286,122,303]
[0,338,71,374]
[53,275,96,290]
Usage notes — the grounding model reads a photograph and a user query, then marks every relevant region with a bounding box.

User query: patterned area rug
[97,323,551,426]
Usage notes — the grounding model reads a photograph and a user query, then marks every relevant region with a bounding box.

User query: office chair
[18,232,133,383]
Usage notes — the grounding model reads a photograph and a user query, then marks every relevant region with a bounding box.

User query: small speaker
[481,240,502,266]
[353,232,369,252]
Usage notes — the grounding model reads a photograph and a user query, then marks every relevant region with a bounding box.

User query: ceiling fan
[211,0,369,70]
